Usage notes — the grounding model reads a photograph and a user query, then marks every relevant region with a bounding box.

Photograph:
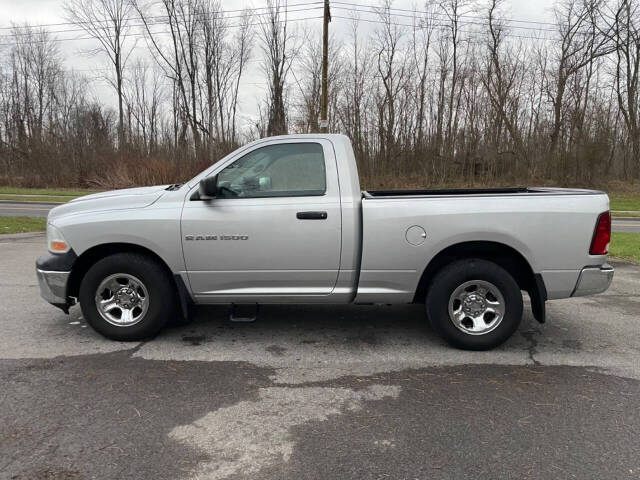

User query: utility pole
[320,0,330,133]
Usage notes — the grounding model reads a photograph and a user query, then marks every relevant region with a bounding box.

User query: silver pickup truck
[36,134,614,350]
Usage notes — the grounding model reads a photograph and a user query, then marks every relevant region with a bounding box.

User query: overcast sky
[0,0,557,125]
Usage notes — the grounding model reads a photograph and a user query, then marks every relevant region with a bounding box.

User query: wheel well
[67,243,176,300]
[413,241,541,305]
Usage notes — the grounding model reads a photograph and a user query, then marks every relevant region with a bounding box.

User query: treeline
[1,0,639,188]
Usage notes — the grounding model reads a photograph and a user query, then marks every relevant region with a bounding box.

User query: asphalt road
[613,218,640,233]
[1,201,640,233]
[0,201,56,217]
[1,233,640,479]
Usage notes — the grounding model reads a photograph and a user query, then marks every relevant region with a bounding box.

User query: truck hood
[48,185,169,221]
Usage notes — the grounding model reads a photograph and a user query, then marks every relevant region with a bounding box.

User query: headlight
[47,223,70,254]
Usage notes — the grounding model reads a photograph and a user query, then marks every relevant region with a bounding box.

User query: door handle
[296,211,328,220]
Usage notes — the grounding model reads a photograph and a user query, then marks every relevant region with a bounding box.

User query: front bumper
[36,250,77,313]
[36,268,71,310]
[572,263,614,297]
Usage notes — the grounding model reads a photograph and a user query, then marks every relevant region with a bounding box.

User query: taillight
[589,211,611,255]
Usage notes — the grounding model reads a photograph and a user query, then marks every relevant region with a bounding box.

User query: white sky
[0,0,557,126]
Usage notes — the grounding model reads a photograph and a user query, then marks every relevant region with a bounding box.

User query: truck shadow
[182,303,432,346]
[167,302,540,351]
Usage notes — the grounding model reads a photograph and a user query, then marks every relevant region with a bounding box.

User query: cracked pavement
[2,233,640,479]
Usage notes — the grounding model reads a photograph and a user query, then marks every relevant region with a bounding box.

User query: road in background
[0,202,56,217]
[613,218,640,233]
[1,234,639,479]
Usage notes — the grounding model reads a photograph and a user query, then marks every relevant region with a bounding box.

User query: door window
[216,143,326,198]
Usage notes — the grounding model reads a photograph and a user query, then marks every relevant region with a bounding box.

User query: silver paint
[38,134,613,311]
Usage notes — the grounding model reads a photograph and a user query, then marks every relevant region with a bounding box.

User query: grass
[0,216,46,234]
[610,232,640,263]
[0,187,99,204]
[0,187,98,196]
[612,211,640,217]
[609,193,640,214]
[0,194,79,203]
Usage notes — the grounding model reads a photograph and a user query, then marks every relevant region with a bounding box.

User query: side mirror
[198,175,218,200]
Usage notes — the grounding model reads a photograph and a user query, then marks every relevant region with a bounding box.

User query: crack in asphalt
[124,340,150,358]
[521,327,542,366]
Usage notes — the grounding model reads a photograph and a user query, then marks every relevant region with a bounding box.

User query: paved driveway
[1,233,639,479]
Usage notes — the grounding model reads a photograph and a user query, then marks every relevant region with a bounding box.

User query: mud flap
[174,274,195,321]
[529,274,547,324]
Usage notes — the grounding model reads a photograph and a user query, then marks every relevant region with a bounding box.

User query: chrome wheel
[448,280,505,335]
[94,273,149,327]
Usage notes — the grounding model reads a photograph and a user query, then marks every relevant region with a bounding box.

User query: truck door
[181,139,342,302]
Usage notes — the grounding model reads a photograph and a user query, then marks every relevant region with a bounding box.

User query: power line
[2,5,323,38]
[333,1,558,27]
[0,1,323,31]
[331,3,600,39]
[330,5,561,34]
[0,0,569,41]
[0,2,576,50]
[0,15,324,47]
[331,15,558,41]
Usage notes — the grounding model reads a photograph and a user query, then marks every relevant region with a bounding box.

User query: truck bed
[355,186,610,304]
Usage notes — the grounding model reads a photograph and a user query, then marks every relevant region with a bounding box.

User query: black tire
[425,258,523,350]
[79,253,175,341]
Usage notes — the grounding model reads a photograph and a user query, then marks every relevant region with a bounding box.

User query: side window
[216,143,326,198]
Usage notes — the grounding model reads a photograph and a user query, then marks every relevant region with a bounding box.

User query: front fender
[53,207,184,274]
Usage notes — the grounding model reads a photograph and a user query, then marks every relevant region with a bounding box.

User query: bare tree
[438,0,472,156]
[411,4,435,156]
[548,0,613,155]
[124,59,164,155]
[134,0,204,158]
[336,18,374,171]
[481,0,527,164]
[293,34,343,134]
[374,0,410,165]
[64,0,134,150]
[200,1,252,149]
[4,0,640,190]
[608,0,640,178]
[260,0,297,137]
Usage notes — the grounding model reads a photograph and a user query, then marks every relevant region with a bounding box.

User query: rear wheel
[79,253,175,341]
[426,258,523,350]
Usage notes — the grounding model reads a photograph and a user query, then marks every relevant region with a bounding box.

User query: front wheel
[79,253,175,341]
[426,258,523,350]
